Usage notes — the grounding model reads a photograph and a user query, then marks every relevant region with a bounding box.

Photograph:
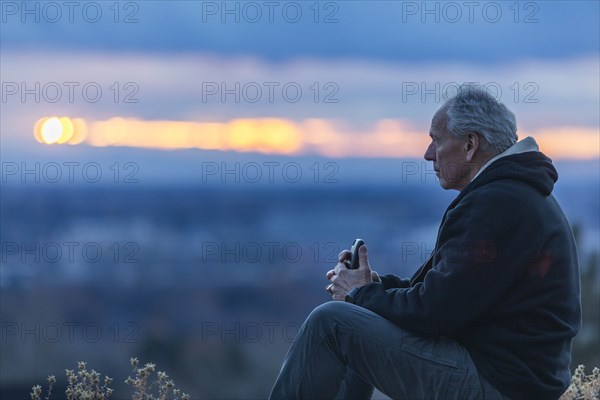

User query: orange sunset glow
[33,117,87,145]
[33,116,599,159]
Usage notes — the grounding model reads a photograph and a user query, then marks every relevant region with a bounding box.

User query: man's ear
[465,132,480,162]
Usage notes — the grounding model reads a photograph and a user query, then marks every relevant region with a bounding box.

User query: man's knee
[307,301,355,328]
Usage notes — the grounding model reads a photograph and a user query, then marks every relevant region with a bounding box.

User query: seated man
[269,85,582,400]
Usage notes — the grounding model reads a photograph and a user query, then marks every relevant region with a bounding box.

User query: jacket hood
[469,136,558,196]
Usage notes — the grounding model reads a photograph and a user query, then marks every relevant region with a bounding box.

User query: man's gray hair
[445,84,518,155]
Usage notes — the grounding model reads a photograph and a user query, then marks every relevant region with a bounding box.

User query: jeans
[269,301,505,400]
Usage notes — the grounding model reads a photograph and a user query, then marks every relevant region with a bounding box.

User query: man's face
[424,107,471,191]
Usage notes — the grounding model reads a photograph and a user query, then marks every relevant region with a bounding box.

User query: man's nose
[424,143,436,161]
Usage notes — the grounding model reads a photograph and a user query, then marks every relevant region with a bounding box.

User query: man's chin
[438,180,459,191]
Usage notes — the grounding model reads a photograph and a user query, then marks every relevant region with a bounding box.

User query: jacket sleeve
[352,187,536,337]
[379,274,411,289]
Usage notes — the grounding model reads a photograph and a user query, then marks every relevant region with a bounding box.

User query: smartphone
[348,238,365,269]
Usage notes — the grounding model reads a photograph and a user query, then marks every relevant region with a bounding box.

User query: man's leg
[335,368,374,400]
[269,301,502,400]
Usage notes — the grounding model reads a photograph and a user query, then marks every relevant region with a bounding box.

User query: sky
[1,0,599,160]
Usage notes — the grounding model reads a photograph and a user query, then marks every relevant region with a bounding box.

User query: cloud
[1,1,598,63]
[1,50,598,159]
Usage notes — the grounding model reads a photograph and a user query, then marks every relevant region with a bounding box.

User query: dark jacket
[352,146,582,399]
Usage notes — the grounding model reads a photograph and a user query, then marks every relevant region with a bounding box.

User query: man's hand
[325,245,374,301]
